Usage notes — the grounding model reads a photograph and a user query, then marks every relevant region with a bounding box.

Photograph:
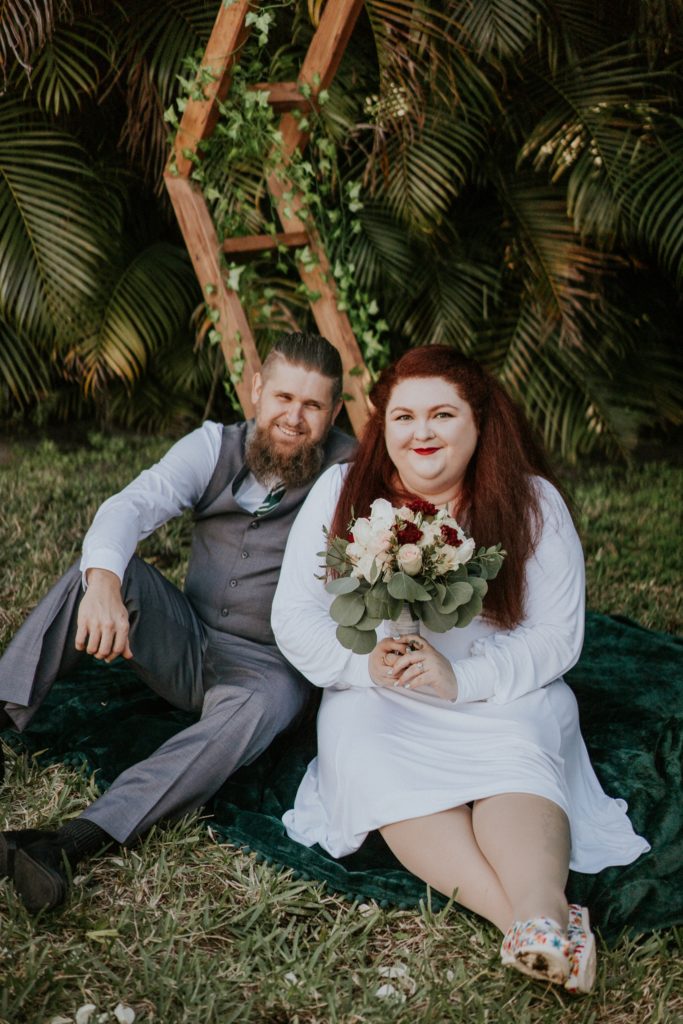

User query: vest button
[249,520,259,529]
[220,607,229,617]
[241,551,249,559]
[230,579,238,587]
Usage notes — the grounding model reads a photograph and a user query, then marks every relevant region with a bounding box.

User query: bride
[271,346,649,993]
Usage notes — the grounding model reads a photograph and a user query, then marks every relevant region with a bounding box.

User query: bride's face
[384,376,478,502]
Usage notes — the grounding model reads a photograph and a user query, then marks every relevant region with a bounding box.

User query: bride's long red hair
[331,346,571,630]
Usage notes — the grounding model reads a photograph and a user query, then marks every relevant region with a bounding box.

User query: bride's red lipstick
[413,447,440,455]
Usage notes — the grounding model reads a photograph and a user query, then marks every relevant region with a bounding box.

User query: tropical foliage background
[1,0,682,456]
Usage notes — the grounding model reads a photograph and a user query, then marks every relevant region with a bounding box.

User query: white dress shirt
[80,421,271,584]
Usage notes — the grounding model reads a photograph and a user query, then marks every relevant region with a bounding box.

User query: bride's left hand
[377,635,458,702]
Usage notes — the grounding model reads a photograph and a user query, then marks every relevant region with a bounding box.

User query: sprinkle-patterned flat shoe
[564,904,597,994]
[501,915,570,985]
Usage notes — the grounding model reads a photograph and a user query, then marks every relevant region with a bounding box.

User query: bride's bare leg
[472,794,570,927]
[380,806,513,931]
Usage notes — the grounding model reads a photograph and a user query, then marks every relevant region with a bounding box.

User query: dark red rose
[440,524,463,547]
[396,521,423,544]
[347,532,354,542]
[407,498,438,517]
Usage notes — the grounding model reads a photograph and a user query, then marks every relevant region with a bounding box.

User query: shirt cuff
[79,551,127,588]
[452,655,497,704]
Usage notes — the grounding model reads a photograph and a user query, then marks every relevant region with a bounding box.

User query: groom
[0,331,355,913]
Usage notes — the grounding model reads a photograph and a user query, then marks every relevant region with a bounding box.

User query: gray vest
[183,421,356,643]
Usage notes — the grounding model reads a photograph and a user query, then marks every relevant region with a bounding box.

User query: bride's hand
[369,635,458,702]
[369,637,409,688]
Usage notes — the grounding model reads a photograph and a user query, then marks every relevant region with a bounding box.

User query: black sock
[57,820,113,863]
[0,708,13,731]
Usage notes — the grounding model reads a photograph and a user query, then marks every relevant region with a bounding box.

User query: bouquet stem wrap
[385,602,420,640]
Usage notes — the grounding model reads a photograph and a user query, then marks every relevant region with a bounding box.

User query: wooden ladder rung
[222,231,310,256]
[250,82,312,111]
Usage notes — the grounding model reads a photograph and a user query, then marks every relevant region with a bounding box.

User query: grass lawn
[0,434,681,1024]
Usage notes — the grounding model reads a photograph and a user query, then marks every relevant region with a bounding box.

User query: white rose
[345,541,363,564]
[351,517,373,547]
[368,498,396,529]
[394,505,415,522]
[418,521,441,547]
[354,551,380,581]
[354,516,394,558]
[396,543,423,576]
[435,536,476,572]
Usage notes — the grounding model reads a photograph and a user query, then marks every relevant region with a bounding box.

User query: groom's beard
[245,425,325,489]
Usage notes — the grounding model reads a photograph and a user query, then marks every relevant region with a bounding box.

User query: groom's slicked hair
[262,332,343,404]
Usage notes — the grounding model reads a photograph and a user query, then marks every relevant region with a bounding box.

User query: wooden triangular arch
[164,0,371,434]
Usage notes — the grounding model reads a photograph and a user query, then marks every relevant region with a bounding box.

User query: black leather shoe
[13,840,72,913]
[0,829,59,880]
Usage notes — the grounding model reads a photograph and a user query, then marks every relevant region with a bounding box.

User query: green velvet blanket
[2,613,681,943]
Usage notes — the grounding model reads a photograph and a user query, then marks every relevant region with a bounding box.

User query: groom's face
[251,358,341,456]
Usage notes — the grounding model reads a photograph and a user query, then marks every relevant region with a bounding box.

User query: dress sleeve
[271,465,375,690]
[453,479,586,705]
[80,421,223,584]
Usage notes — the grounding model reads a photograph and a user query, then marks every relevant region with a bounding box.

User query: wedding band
[417,661,424,672]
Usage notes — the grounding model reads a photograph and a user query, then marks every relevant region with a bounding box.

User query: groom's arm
[76,422,223,661]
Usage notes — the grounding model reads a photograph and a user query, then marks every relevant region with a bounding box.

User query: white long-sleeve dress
[271,466,650,873]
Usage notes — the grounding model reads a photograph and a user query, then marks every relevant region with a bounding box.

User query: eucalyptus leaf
[330,592,365,626]
[336,624,378,654]
[433,581,464,614]
[477,545,506,579]
[387,573,431,602]
[355,613,383,631]
[448,581,474,608]
[364,584,392,619]
[420,601,459,633]
[469,577,489,597]
[453,593,484,628]
[325,576,361,595]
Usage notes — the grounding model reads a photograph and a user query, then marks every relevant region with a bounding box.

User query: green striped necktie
[254,482,286,517]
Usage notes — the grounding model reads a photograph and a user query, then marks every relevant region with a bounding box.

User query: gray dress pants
[0,557,310,844]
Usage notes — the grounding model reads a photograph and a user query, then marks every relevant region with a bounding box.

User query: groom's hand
[75,568,133,662]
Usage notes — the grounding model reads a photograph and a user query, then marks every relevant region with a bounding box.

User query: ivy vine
[165,0,390,407]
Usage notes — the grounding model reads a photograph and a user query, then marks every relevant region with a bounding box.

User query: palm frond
[450,0,541,60]
[377,105,491,232]
[346,199,418,292]
[17,21,110,114]
[400,257,497,351]
[499,180,615,348]
[117,0,218,185]
[614,115,683,284]
[0,316,49,407]
[0,0,67,74]
[75,242,199,392]
[0,102,111,339]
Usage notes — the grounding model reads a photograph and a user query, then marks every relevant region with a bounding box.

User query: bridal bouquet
[323,497,505,653]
